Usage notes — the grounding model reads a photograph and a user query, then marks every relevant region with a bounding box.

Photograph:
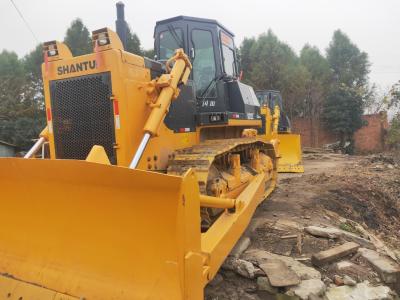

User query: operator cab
[153,16,260,132]
[155,16,238,96]
[255,90,291,132]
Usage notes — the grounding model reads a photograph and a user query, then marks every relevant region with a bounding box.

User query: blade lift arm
[129,49,192,169]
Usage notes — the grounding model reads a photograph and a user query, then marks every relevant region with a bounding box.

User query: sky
[1,0,400,89]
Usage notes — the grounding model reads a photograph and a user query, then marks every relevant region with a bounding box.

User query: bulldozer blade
[0,158,203,300]
[278,133,304,173]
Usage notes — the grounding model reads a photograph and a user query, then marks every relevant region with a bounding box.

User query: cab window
[192,29,216,98]
[159,28,183,60]
[220,32,236,77]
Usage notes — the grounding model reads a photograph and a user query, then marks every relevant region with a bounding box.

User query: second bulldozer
[0,6,282,300]
[256,90,304,173]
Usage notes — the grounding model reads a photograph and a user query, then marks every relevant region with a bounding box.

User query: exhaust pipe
[115,1,127,49]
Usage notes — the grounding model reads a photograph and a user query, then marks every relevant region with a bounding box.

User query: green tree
[125,25,142,55]
[239,37,256,81]
[0,50,45,148]
[142,48,155,59]
[327,30,370,87]
[387,113,400,149]
[389,80,400,112]
[323,30,370,147]
[64,19,92,56]
[300,45,332,145]
[23,44,43,81]
[323,84,364,144]
[239,30,309,119]
[22,45,46,137]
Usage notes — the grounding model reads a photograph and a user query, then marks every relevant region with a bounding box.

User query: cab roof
[154,16,234,37]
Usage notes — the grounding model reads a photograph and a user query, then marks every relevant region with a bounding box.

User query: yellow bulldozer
[0,4,282,300]
[256,90,304,173]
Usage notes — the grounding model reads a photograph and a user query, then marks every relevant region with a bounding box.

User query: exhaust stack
[115,1,127,49]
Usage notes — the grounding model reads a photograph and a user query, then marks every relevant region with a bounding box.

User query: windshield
[159,28,183,60]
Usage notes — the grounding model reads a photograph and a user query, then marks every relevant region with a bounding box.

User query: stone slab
[358,248,400,284]
[305,226,342,239]
[325,281,393,300]
[259,259,300,287]
[243,249,321,280]
[336,260,355,271]
[287,279,326,300]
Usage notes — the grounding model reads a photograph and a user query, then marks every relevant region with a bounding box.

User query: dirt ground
[205,150,400,300]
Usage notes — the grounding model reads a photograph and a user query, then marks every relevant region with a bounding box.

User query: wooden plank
[311,242,359,267]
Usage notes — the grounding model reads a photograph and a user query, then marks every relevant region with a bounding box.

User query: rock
[333,275,344,286]
[311,242,360,267]
[358,248,400,284]
[230,236,251,258]
[222,257,256,279]
[340,230,376,250]
[388,164,394,169]
[343,275,356,286]
[353,223,370,239]
[286,279,326,300]
[325,281,393,300]
[373,164,384,171]
[254,267,265,277]
[243,249,321,280]
[208,273,223,287]
[235,259,256,279]
[256,276,278,294]
[323,277,333,285]
[259,259,300,287]
[304,225,375,249]
[222,256,237,271]
[309,293,324,300]
[336,260,355,270]
[281,234,298,239]
[305,226,342,239]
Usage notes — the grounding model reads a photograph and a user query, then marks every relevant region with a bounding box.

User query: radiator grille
[49,72,116,163]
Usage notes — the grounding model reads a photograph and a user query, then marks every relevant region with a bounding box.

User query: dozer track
[167,137,277,230]
[167,137,277,193]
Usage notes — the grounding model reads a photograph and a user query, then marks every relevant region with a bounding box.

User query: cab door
[188,24,223,112]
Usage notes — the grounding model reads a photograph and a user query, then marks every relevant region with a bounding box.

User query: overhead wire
[9,0,39,43]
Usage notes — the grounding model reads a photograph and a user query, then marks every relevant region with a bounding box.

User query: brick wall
[291,112,388,153]
[354,112,388,153]
[291,118,338,148]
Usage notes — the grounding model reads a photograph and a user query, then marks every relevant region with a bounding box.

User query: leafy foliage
[326,30,370,88]
[387,113,400,148]
[300,45,332,117]
[0,50,45,148]
[64,19,92,56]
[125,25,142,55]
[239,30,309,119]
[322,30,370,144]
[323,84,364,136]
[143,48,155,59]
